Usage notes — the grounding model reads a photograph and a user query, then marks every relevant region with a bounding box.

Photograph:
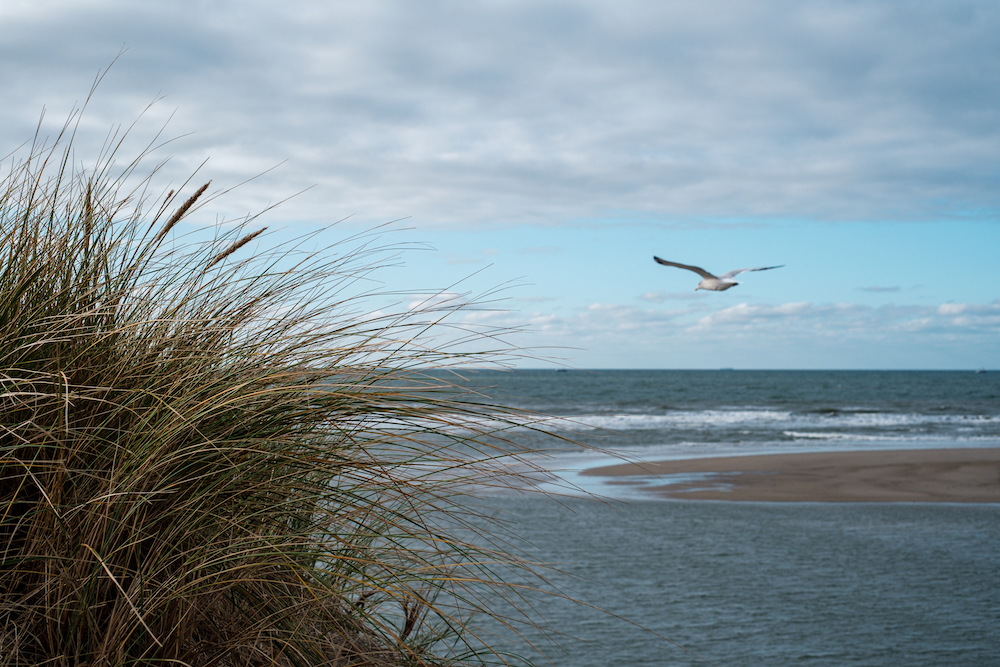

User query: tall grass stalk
[0,113,559,666]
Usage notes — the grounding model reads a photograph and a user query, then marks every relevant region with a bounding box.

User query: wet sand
[582,448,1000,502]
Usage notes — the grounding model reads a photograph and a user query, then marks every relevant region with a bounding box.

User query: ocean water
[450,369,1000,497]
[447,370,1000,666]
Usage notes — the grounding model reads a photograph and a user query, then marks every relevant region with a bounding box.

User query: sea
[444,370,1000,667]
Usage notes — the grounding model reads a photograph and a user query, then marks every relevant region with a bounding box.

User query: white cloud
[687,300,1000,337]
[935,301,1000,330]
[458,298,1000,367]
[693,302,814,328]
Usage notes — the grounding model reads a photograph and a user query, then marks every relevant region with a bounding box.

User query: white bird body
[653,256,783,291]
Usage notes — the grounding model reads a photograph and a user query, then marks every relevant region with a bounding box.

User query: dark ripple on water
[479,496,1000,667]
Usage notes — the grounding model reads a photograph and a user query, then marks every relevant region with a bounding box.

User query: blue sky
[2,0,998,368]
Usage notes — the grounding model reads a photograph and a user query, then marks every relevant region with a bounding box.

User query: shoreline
[581,448,1000,502]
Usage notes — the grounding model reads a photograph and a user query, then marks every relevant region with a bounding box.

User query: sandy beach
[582,448,1000,502]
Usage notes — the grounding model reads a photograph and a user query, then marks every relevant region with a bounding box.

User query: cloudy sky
[3,0,998,368]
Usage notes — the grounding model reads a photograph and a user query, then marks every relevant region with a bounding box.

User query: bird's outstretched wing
[653,257,717,280]
[718,265,784,280]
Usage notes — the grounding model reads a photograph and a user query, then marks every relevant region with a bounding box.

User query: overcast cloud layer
[3,0,999,226]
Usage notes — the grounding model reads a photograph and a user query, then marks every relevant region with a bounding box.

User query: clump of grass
[0,114,555,666]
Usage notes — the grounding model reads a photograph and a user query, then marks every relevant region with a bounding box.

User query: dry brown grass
[0,107,558,667]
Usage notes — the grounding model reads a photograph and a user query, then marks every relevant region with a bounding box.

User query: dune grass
[0,112,558,666]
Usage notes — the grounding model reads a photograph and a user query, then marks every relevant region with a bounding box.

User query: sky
[2,0,998,369]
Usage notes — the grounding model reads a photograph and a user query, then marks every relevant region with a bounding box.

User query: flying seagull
[654,256,784,291]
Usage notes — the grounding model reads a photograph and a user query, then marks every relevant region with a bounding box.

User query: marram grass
[0,119,560,666]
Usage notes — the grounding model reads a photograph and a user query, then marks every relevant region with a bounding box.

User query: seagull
[653,256,784,291]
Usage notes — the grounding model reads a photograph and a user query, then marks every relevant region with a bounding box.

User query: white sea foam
[824,412,1000,427]
[564,410,795,430]
[783,431,906,441]
[538,410,1000,432]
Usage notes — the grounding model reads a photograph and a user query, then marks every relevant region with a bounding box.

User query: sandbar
[582,448,1000,502]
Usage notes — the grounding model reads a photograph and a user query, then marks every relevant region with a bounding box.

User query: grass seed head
[206,226,267,269]
[152,180,210,245]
